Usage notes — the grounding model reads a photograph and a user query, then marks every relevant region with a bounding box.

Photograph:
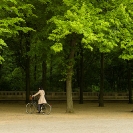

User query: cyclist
[32,87,47,113]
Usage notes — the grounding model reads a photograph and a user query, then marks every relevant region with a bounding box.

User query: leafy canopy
[0,0,34,63]
[48,0,117,53]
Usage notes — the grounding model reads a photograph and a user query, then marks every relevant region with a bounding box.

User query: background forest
[1,0,133,109]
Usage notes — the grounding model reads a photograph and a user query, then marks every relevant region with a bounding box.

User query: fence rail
[0,91,130,101]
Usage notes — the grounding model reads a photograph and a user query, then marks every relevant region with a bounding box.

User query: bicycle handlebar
[29,95,35,101]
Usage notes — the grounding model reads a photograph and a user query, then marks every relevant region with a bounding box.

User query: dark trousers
[38,104,43,112]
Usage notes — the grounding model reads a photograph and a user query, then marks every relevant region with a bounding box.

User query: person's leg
[38,104,43,112]
[38,104,41,113]
[40,104,43,111]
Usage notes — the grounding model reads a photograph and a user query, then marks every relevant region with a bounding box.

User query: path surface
[0,101,133,133]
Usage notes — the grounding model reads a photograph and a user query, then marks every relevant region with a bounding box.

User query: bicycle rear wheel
[41,103,51,115]
[26,103,35,114]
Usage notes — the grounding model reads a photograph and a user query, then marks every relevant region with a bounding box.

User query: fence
[0,91,130,101]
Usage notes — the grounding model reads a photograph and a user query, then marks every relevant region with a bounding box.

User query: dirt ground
[0,101,133,133]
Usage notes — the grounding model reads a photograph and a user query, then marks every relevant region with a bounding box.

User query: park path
[0,101,133,133]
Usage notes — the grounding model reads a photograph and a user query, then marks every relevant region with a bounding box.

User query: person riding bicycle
[32,87,47,113]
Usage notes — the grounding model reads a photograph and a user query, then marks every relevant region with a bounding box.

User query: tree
[0,0,34,103]
[48,0,115,110]
[0,0,34,63]
[115,1,133,103]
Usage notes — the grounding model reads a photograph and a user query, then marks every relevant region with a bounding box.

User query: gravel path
[0,101,133,133]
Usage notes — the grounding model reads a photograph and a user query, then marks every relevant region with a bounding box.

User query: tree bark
[34,55,37,81]
[0,50,3,80]
[127,60,132,103]
[49,54,53,90]
[66,39,75,113]
[25,35,30,103]
[0,63,2,90]
[79,45,84,104]
[42,60,47,90]
[0,64,2,79]
[99,53,104,107]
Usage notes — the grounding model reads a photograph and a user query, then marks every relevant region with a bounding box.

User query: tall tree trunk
[25,37,30,103]
[42,60,47,90]
[0,50,3,80]
[66,39,75,113]
[127,60,132,103]
[76,52,80,87]
[99,53,104,107]
[79,45,84,104]
[50,54,53,90]
[34,55,37,81]
[0,64,2,79]
[0,64,2,90]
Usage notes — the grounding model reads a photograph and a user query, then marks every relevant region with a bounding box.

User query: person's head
[39,87,44,90]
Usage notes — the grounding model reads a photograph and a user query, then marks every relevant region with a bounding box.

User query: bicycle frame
[26,96,51,115]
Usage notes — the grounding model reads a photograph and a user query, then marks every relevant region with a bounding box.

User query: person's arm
[32,90,40,97]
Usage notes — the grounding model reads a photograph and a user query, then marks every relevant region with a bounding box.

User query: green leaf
[50,42,63,52]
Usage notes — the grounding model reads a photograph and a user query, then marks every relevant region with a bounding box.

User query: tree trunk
[99,53,104,107]
[0,50,3,80]
[42,60,47,90]
[127,60,132,103]
[49,54,53,90]
[66,39,75,113]
[0,63,2,90]
[79,45,84,104]
[25,37,30,103]
[34,55,37,81]
[76,52,80,88]
[0,64,2,79]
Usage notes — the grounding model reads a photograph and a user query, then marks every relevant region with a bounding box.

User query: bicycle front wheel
[26,103,35,114]
[41,103,51,115]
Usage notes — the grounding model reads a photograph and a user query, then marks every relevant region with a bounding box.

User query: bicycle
[26,96,51,115]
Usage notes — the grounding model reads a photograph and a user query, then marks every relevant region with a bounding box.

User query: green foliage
[0,0,34,63]
[91,85,100,92]
[1,0,133,93]
[50,43,63,52]
[10,67,25,91]
[0,39,7,64]
[0,57,5,64]
[38,0,51,3]
[48,1,119,53]
[106,1,133,60]
[0,67,25,91]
